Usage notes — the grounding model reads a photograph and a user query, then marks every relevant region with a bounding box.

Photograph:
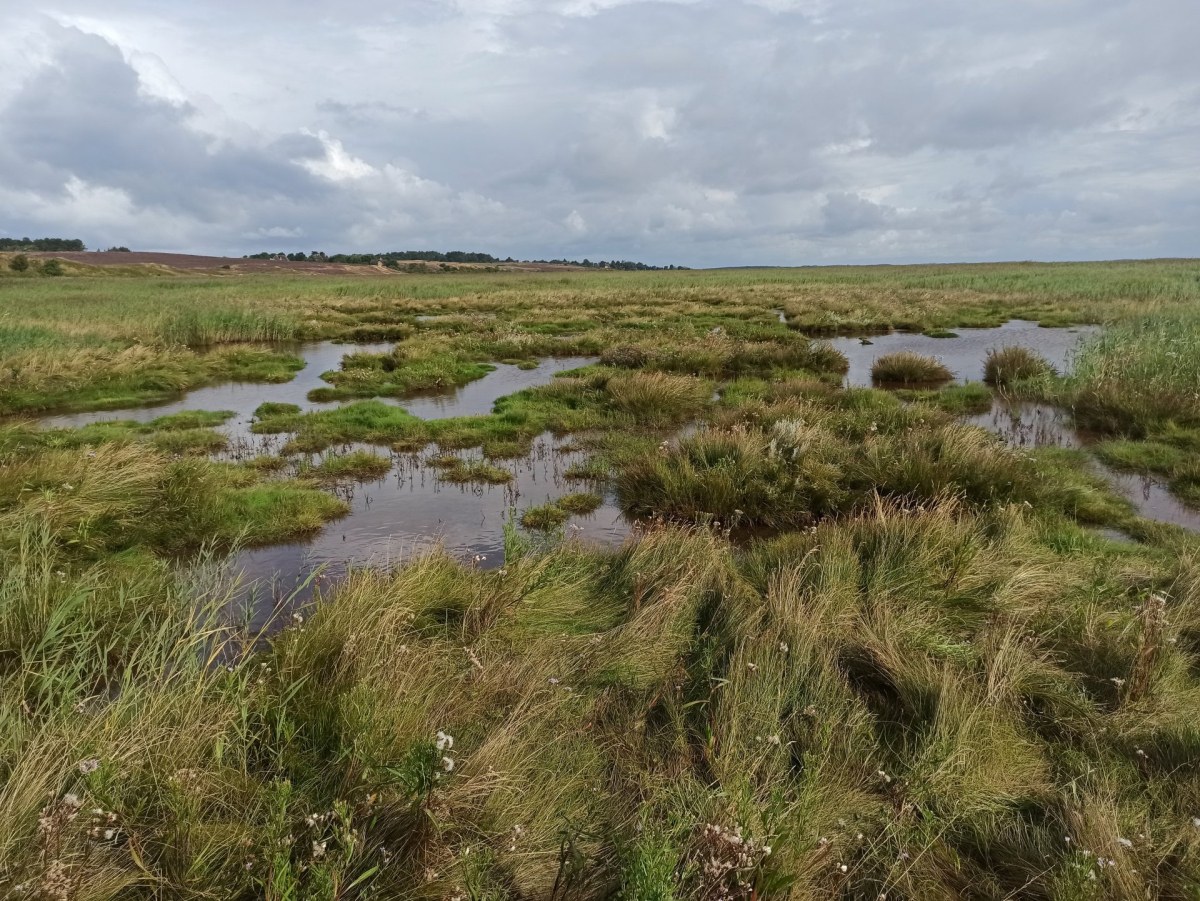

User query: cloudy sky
[1,1,1197,266]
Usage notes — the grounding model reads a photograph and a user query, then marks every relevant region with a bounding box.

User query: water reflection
[966,399,1200,531]
[826,320,1097,387]
[35,343,598,447]
[230,433,630,630]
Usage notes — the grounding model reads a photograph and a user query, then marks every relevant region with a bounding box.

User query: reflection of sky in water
[826,320,1097,387]
[231,433,630,630]
[20,326,1199,628]
[965,400,1200,533]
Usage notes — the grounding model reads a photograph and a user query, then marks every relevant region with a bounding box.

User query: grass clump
[984,345,1056,386]
[1069,311,1200,434]
[923,326,958,338]
[304,449,393,483]
[556,492,604,515]
[870,351,953,384]
[520,501,570,530]
[605,371,711,422]
[309,350,493,402]
[619,397,1131,530]
[430,455,513,485]
[253,401,301,418]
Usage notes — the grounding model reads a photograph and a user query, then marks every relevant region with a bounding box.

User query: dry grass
[870,351,953,385]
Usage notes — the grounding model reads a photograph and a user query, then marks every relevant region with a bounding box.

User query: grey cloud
[1,1,1197,264]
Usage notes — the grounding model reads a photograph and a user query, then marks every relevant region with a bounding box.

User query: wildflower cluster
[38,794,82,850]
[85,806,120,842]
[693,823,771,901]
[436,730,456,780]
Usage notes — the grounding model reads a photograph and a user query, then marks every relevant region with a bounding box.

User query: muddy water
[826,320,1097,387]
[230,434,630,630]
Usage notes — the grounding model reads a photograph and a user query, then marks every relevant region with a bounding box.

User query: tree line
[243,249,685,269]
[0,237,86,252]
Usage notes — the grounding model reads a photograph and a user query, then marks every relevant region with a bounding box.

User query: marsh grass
[984,345,1056,387]
[304,449,394,483]
[0,442,347,555]
[430,455,514,485]
[556,492,604,515]
[870,351,953,385]
[4,501,1197,898]
[3,263,1200,898]
[1069,311,1200,434]
[619,394,1134,530]
[519,501,570,530]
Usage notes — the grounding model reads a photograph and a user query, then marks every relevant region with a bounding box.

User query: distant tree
[0,237,86,252]
[9,254,29,272]
[106,246,131,252]
[42,259,64,276]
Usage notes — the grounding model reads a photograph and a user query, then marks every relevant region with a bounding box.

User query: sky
[1,0,1197,267]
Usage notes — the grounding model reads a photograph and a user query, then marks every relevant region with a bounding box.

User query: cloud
[0,2,1197,264]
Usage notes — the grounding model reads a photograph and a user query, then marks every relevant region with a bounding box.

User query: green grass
[429,455,514,485]
[984,345,1056,387]
[308,351,494,402]
[519,501,570,530]
[302,450,394,483]
[1069,310,1200,434]
[2,501,1197,898]
[2,262,1200,898]
[894,382,994,415]
[619,392,1135,530]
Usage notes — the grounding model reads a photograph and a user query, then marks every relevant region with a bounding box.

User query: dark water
[231,434,631,630]
[827,320,1097,387]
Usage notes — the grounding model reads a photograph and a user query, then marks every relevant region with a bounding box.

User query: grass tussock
[619,393,1130,530]
[870,351,953,385]
[3,261,1200,899]
[984,345,1056,387]
[3,501,1198,898]
[304,449,394,483]
[429,454,514,485]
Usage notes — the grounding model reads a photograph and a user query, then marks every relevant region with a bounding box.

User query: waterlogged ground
[967,400,1200,531]
[23,323,1200,625]
[827,319,1098,387]
[39,342,598,449]
[230,435,630,629]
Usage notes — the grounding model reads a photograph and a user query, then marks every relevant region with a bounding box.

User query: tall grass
[984,345,1055,387]
[1070,311,1200,434]
[3,501,1197,898]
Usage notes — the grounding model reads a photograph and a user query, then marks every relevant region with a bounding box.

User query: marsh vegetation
[2,260,1200,899]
